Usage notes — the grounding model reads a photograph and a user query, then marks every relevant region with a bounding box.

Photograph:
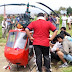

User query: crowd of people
[50,27,72,68]
[1,14,20,38]
[45,13,72,30]
[1,13,72,39]
[1,12,72,72]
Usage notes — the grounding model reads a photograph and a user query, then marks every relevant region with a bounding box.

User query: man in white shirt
[67,14,72,30]
[61,13,67,27]
[2,16,7,38]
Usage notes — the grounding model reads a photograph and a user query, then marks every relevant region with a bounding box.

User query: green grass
[50,21,72,36]
[0,25,2,38]
[0,16,3,24]
[61,66,72,72]
[0,26,7,43]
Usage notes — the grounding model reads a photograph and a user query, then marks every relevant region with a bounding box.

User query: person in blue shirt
[52,14,57,27]
[6,15,11,32]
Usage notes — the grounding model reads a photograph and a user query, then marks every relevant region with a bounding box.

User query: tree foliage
[67,7,72,14]
[59,7,66,11]
[51,7,66,15]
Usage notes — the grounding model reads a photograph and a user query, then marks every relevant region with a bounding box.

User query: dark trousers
[34,45,50,72]
[51,52,60,61]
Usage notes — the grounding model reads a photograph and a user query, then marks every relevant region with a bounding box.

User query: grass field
[0,16,72,72]
[61,66,72,72]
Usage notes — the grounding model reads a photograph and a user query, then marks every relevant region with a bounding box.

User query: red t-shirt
[27,19,56,47]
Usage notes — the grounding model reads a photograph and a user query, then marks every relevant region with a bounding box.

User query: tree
[50,7,66,15]
[59,7,66,11]
[67,7,72,14]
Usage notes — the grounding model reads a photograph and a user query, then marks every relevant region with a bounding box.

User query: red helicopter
[4,30,29,66]
[0,2,59,71]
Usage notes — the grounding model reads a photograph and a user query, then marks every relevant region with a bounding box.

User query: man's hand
[48,38,52,41]
[29,36,34,42]
[25,28,34,42]
[56,48,60,51]
[49,30,58,41]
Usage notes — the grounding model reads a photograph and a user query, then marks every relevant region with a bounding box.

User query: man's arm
[25,28,34,42]
[49,30,58,41]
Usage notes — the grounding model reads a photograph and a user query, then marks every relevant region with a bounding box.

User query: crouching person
[57,34,72,68]
[25,13,58,72]
[50,36,63,61]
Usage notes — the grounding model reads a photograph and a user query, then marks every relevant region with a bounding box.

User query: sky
[0,0,72,14]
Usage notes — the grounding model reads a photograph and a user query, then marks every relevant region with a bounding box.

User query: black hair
[37,13,44,17]
[57,34,64,39]
[61,27,66,30]
[60,31,71,37]
[50,13,52,15]
[13,15,15,16]
[53,35,58,42]
[60,31,65,35]
[53,14,55,16]
[7,15,10,17]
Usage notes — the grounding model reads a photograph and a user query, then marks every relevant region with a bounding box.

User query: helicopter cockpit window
[14,32,27,49]
[6,32,17,48]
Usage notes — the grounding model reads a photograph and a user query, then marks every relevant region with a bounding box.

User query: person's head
[57,34,64,43]
[60,31,67,37]
[60,27,66,31]
[53,14,56,18]
[50,13,52,16]
[64,13,66,16]
[7,15,10,18]
[37,13,44,17]
[13,15,15,18]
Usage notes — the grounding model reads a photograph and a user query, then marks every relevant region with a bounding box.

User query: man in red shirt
[25,13,58,72]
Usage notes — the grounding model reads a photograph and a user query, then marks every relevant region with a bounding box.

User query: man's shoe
[59,64,68,68]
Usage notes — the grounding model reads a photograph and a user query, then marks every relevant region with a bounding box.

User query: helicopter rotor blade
[0,3,26,7]
[30,5,48,14]
[0,3,48,14]
[37,2,60,18]
[0,3,56,23]
[30,4,57,24]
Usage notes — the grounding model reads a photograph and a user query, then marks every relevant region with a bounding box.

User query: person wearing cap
[1,16,7,38]
[25,13,58,72]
